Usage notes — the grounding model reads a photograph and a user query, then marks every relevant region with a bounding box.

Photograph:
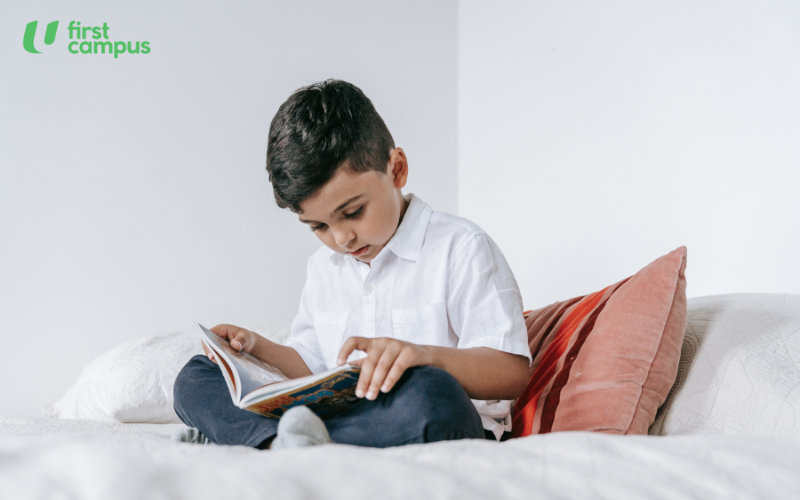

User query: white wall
[459,1,800,310]
[0,0,457,416]
[5,0,798,419]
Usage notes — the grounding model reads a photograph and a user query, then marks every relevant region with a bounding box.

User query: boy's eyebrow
[298,195,363,224]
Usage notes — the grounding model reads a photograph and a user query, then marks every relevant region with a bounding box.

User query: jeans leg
[173,355,279,447]
[324,365,484,447]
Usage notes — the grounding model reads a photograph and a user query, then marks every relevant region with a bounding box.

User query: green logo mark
[23,20,151,58]
[23,20,59,53]
[66,21,150,58]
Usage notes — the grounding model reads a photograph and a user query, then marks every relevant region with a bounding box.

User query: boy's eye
[308,206,362,232]
[344,206,363,219]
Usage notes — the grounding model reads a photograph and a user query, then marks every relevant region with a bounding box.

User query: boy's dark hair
[266,79,395,213]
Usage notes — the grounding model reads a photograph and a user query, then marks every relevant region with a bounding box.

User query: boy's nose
[333,228,355,248]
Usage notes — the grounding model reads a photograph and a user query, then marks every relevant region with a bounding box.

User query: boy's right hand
[203,324,257,364]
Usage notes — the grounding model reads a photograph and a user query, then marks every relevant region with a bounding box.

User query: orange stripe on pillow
[512,286,612,437]
[539,278,632,430]
[538,287,618,433]
[538,278,631,433]
[528,296,583,363]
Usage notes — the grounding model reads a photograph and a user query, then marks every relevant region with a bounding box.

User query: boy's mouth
[349,245,369,257]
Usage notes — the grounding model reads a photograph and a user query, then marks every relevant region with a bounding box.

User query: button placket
[362,282,376,338]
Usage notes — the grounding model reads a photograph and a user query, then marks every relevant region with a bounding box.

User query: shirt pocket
[312,311,349,366]
[391,301,448,346]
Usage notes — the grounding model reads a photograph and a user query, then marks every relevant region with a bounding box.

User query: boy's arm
[206,324,313,379]
[337,337,529,401]
[250,334,314,379]
[426,345,529,400]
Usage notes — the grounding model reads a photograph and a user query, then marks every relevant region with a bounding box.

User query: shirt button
[365,285,374,293]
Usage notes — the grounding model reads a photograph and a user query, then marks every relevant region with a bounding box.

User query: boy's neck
[398,195,410,226]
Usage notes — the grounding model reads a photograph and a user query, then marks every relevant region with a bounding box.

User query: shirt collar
[328,192,432,264]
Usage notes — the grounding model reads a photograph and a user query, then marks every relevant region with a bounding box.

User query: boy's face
[297,148,410,265]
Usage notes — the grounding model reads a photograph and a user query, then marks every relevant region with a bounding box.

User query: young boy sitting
[173,79,532,449]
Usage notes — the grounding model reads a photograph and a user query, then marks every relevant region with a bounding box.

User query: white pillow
[650,293,800,436]
[44,324,292,423]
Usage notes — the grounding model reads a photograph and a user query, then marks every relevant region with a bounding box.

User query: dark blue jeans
[173,355,486,448]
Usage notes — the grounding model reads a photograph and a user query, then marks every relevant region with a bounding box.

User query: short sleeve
[447,233,532,364]
[285,262,328,375]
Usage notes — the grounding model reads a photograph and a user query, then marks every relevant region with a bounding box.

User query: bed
[2,293,799,499]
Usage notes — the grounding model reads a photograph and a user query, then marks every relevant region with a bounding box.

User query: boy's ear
[388,147,408,189]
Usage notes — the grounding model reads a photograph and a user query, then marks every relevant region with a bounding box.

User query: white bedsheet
[651,293,800,436]
[2,416,799,500]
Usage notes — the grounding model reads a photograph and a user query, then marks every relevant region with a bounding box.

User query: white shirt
[286,193,532,439]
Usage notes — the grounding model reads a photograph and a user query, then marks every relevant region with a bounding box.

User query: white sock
[171,427,212,445]
[270,406,334,450]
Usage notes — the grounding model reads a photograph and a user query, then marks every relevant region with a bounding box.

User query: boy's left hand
[337,337,434,400]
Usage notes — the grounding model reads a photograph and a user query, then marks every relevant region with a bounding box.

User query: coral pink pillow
[511,246,688,437]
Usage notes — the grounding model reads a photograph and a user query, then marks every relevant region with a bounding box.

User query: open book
[193,322,361,419]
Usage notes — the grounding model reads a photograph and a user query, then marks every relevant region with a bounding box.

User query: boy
[173,80,531,449]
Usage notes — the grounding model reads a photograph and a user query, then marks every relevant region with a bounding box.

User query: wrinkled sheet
[2,416,799,499]
[651,293,800,436]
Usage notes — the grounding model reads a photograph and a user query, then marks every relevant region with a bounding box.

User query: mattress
[6,293,800,499]
[2,415,799,500]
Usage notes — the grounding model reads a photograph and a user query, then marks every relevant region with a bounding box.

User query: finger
[337,337,370,366]
[230,332,247,351]
[210,324,238,341]
[210,324,253,352]
[355,342,386,399]
[381,350,415,394]
[233,330,255,352]
[365,343,402,400]
[201,342,218,365]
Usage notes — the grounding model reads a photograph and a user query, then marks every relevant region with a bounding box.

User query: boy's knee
[173,355,216,419]
[400,366,461,396]
[395,366,484,441]
[174,355,213,390]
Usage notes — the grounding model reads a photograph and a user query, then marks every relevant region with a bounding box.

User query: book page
[240,364,359,406]
[200,338,238,402]
[194,323,289,402]
[241,365,361,418]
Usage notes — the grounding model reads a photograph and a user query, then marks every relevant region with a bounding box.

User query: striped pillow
[511,246,688,437]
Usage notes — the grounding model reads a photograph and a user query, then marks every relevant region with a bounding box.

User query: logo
[23,20,151,58]
[23,21,59,53]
